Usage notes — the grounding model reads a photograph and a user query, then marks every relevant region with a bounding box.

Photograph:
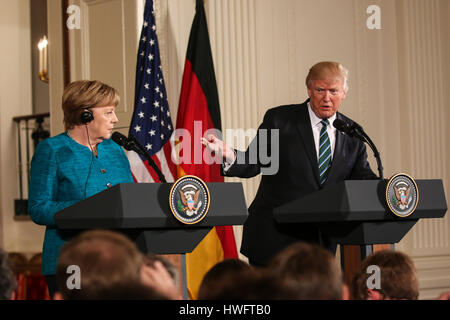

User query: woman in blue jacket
[28,80,134,297]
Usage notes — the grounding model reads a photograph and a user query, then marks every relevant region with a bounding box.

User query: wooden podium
[273,179,447,284]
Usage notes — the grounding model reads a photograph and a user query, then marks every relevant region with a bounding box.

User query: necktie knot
[320,119,329,128]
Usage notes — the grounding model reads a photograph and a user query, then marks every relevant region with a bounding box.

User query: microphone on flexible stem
[112,132,167,183]
[332,118,362,139]
[333,119,384,180]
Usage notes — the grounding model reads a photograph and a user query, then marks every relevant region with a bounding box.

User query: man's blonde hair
[306,61,349,92]
[62,80,120,130]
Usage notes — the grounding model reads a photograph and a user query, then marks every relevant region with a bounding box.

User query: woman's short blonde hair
[306,61,349,92]
[62,80,120,130]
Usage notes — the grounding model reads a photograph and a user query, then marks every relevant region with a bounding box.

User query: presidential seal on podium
[169,175,211,224]
[386,173,419,218]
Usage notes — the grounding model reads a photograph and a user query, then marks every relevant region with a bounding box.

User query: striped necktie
[318,119,331,185]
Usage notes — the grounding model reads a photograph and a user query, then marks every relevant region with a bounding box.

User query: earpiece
[80,109,94,124]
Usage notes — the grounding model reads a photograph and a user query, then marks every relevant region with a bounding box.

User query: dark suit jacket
[224,99,377,265]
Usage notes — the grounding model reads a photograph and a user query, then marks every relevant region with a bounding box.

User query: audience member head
[267,242,344,300]
[351,250,419,300]
[198,258,253,299]
[200,267,301,300]
[55,229,162,300]
[0,248,17,300]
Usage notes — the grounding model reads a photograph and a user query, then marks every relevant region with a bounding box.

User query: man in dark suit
[202,61,377,266]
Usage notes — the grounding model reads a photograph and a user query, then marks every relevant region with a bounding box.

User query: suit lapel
[295,101,320,185]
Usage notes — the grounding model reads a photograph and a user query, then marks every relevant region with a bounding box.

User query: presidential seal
[169,175,210,225]
[386,173,419,218]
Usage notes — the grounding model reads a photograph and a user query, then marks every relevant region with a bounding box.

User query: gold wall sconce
[38,36,48,83]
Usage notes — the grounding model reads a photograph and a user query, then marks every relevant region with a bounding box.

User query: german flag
[176,0,238,300]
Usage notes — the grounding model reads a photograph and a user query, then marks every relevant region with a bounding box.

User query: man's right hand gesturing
[201,134,236,164]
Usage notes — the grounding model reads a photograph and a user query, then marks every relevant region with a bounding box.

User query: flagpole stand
[181,253,188,299]
[159,253,188,299]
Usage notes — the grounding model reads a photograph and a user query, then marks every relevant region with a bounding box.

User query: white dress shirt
[307,102,337,162]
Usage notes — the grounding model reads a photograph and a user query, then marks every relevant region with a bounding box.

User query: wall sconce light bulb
[37,35,49,83]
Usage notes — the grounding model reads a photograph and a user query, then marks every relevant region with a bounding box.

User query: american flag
[127,0,176,183]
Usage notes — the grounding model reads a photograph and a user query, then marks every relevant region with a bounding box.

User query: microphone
[112,132,167,183]
[332,119,363,139]
[332,119,384,180]
[112,132,143,155]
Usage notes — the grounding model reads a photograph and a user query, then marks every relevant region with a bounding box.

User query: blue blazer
[28,133,134,275]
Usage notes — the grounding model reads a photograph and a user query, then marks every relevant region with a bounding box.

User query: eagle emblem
[393,183,412,210]
[178,189,202,216]
[386,173,419,218]
[169,175,210,224]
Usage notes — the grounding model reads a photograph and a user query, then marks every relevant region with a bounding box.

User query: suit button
[106,183,112,188]
[100,169,106,174]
